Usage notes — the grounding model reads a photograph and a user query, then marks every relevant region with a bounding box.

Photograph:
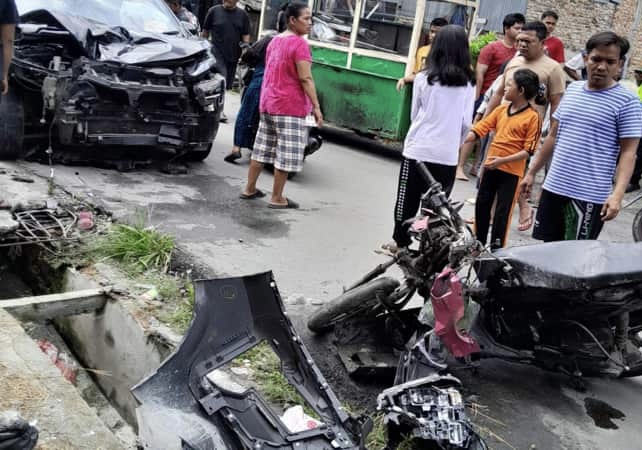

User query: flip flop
[240,189,266,200]
[268,198,299,209]
[456,172,469,181]
[224,151,242,163]
[518,209,534,232]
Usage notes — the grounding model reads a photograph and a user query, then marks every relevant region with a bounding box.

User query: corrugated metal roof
[476,0,526,33]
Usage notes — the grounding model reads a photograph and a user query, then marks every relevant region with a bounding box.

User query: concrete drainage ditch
[0,245,183,448]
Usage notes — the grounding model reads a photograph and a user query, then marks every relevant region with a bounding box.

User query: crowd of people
[163,3,642,245]
[386,10,642,253]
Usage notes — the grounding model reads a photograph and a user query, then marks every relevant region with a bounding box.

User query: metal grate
[0,209,78,247]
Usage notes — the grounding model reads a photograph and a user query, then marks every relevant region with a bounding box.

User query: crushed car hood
[19,9,209,65]
[132,272,371,449]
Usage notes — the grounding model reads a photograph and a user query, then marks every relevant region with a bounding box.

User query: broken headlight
[378,375,487,449]
[193,74,225,111]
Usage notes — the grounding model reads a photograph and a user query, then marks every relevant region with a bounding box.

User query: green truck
[259,0,479,143]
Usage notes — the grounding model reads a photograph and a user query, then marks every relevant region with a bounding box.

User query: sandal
[240,189,266,200]
[224,151,242,163]
[518,208,534,232]
[268,198,299,209]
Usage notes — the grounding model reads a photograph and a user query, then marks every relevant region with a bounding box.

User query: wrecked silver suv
[2,0,225,162]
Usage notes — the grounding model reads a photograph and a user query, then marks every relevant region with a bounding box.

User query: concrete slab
[0,210,18,234]
[0,308,124,449]
[0,164,49,212]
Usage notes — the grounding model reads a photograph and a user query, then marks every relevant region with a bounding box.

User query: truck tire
[0,89,25,160]
[307,277,400,333]
[633,208,642,242]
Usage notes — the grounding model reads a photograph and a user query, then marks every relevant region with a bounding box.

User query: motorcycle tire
[307,277,400,333]
[633,208,642,242]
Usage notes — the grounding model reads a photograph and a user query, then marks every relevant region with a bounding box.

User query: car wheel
[185,148,211,162]
[0,89,25,160]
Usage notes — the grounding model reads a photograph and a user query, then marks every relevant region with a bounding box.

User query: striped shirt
[543,81,642,203]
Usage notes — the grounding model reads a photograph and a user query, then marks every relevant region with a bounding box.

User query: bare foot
[518,207,534,232]
[456,168,469,181]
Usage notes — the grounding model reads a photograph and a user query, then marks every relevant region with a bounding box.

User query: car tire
[0,89,25,160]
[307,277,400,333]
[185,148,211,162]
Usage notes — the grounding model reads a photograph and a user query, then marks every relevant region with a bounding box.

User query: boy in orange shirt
[461,68,543,249]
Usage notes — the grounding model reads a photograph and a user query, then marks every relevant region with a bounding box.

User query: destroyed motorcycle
[308,160,642,385]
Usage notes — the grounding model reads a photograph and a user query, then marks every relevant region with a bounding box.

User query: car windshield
[16,0,182,35]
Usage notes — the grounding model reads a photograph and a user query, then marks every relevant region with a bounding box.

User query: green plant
[238,342,315,413]
[166,281,195,331]
[470,31,497,63]
[93,221,174,273]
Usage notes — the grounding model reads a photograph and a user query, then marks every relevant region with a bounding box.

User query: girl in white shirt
[390,25,476,249]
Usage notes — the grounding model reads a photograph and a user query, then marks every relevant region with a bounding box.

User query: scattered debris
[37,339,79,385]
[10,175,34,183]
[280,405,323,433]
[286,293,306,305]
[140,287,159,302]
[77,211,94,231]
[0,410,38,450]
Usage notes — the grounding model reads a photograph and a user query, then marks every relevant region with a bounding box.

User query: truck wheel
[307,277,400,333]
[0,89,25,160]
[633,208,642,242]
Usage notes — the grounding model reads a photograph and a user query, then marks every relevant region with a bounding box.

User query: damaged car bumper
[132,272,371,449]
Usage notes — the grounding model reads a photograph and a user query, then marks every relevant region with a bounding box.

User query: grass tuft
[165,281,195,331]
[93,221,174,273]
[238,342,316,415]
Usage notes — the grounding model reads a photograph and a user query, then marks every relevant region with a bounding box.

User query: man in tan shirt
[483,21,565,231]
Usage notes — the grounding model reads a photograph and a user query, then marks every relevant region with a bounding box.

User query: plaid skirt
[251,113,307,172]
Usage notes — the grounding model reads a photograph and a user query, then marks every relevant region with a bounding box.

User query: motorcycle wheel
[632,208,642,242]
[307,277,400,333]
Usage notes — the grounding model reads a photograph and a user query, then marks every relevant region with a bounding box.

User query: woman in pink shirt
[241,2,322,209]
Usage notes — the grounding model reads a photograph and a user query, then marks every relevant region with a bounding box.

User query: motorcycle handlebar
[415,161,438,186]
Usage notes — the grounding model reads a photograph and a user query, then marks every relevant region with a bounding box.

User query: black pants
[393,158,456,247]
[533,189,604,242]
[631,138,642,186]
[475,169,519,249]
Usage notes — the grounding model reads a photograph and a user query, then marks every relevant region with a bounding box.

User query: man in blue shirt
[521,31,642,241]
[520,32,642,370]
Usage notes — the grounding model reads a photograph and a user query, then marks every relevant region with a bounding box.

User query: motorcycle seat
[490,241,642,290]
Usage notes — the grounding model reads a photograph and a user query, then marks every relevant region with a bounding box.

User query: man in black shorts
[202,0,250,121]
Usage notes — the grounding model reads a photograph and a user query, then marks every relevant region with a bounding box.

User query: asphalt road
[22,92,642,449]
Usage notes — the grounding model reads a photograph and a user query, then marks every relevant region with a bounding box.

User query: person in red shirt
[541,10,565,63]
[475,13,525,102]
[456,13,524,180]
